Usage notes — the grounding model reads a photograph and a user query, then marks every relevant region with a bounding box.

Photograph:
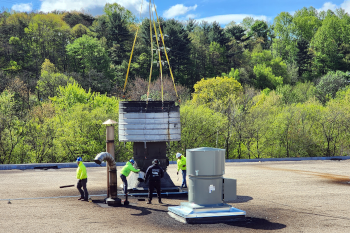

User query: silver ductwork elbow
[94,152,116,168]
[94,152,118,199]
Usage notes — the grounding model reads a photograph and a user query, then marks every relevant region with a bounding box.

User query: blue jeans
[181,170,187,188]
[120,174,128,194]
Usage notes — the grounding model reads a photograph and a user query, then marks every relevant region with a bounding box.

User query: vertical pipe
[106,126,117,199]
[106,126,115,198]
[106,128,109,198]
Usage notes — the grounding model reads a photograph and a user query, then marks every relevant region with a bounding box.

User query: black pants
[120,174,128,195]
[148,180,161,202]
[77,178,89,200]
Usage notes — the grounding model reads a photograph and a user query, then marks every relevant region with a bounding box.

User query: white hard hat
[176,153,182,158]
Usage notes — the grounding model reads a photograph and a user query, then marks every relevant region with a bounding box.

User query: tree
[222,68,239,81]
[162,19,192,86]
[71,24,91,39]
[207,42,227,76]
[272,12,297,63]
[250,48,288,87]
[188,26,209,88]
[276,82,316,105]
[62,11,95,28]
[192,76,243,109]
[315,71,349,104]
[24,102,56,163]
[0,90,24,163]
[241,17,255,31]
[293,7,321,42]
[105,7,132,65]
[36,59,75,100]
[103,3,136,24]
[253,63,283,89]
[296,38,312,78]
[185,18,197,32]
[208,21,228,47]
[311,14,344,74]
[225,24,245,42]
[315,102,348,157]
[49,82,130,162]
[177,103,227,154]
[66,35,110,79]
[24,13,71,75]
[247,20,271,50]
[125,76,190,103]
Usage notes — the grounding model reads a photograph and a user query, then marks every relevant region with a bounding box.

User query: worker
[145,159,164,204]
[120,159,140,200]
[176,152,187,188]
[76,157,89,201]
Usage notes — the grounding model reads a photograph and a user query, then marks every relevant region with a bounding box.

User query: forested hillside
[0,4,350,164]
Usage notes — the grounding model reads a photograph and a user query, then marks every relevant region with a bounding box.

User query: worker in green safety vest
[76,157,89,201]
[120,159,140,200]
[176,153,187,188]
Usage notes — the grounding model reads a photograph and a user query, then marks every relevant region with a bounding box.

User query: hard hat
[129,159,135,164]
[176,153,182,158]
[152,159,159,165]
[76,157,82,162]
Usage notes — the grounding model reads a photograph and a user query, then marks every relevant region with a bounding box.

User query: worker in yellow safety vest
[176,153,187,188]
[76,157,89,201]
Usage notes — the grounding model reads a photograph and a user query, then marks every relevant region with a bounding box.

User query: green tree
[36,59,75,100]
[253,63,283,89]
[296,38,313,78]
[311,14,345,74]
[62,11,95,28]
[162,19,192,86]
[0,90,24,163]
[24,13,71,76]
[293,7,321,42]
[66,35,110,78]
[272,12,297,63]
[315,71,349,104]
[71,24,91,39]
[192,76,243,109]
[177,103,227,154]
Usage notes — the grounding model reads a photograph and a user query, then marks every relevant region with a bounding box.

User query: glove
[177,171,178,175]
[182,165,186,167]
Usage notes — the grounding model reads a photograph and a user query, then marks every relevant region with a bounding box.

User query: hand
[182,165,186,167]
[177,172,178,175]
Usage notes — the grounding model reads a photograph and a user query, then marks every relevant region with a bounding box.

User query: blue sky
[1,0,350,25]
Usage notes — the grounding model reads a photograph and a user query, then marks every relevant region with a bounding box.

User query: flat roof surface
[1,160,350,233]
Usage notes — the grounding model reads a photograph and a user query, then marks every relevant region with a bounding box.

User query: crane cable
[153,3,178,99]
[146,0,153,103]
[123,0,179,102]
[123,0,144,95]
[151,3,164,102]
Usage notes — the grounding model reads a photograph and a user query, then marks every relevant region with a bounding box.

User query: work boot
[78,197,83,200]
[147,200,152,204]
[159,200,163,204]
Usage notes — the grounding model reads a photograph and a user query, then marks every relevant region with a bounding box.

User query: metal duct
[94,152,116,167]
[94,152,118,199]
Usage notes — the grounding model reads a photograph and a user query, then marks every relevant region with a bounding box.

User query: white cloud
[196,14,269,25]
[317,2,337,12]
[163,4,197,19]
[39,0,149,16]
[340,0,350,12]
[12,3,33,12]
[316,1,350,13]
[186,14,198,19]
